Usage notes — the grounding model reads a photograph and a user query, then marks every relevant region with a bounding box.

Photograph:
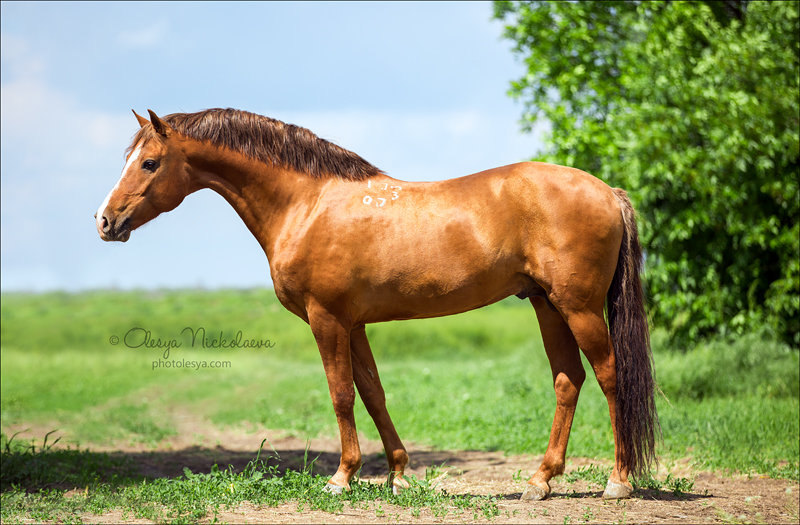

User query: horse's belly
[356,264,530,322]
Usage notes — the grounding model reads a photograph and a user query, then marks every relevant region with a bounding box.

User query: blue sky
[1,1,546,291]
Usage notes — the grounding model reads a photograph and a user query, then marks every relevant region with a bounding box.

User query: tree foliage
[494,0,799,347]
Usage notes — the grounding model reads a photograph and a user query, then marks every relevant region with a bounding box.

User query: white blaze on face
[96,143,143,230]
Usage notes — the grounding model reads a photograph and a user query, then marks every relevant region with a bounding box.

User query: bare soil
[6,419,799,524]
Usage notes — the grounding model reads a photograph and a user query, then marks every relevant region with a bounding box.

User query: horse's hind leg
[563,306,633,499]
[350,326,410,494]
[522,296,586,501]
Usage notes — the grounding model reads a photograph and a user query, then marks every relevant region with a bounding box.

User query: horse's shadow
[499,487,711,503]
[497,489,710,502]
[1,443,711,502]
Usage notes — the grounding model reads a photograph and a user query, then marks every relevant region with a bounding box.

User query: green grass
[0,435,500,523]
[2,289,797,471]
[1,288,798,521]
[562,464,611,490]
[653,329,800,479]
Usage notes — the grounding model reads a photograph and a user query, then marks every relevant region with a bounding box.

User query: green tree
[494,0,799,347]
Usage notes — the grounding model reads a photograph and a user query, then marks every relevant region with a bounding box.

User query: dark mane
[130,108,383,180]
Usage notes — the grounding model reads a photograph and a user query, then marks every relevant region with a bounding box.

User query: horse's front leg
[308,307,361,493]
[350,326,410,494]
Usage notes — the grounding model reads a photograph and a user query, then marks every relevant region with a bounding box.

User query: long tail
[607,188,660,479]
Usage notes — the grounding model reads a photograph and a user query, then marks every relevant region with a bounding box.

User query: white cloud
[0,36,133,167]
[116,19,169,49]
[0,34,45,79]
[1,78,131,164]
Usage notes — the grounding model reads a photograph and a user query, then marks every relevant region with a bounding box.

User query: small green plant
[633,472,695,497]
[563,464,612,489]
[632,472,661,490]
[665,474,695,496]
[424,461,449,483]
[482,497,500,519]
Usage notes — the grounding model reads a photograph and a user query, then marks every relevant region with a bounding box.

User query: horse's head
[95,110,191,242]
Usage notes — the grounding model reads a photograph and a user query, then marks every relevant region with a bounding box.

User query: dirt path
[6,421,799,524]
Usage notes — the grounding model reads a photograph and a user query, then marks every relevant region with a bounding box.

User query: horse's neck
[186,145,323,259]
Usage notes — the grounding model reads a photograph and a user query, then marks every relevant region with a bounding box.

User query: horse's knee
[330,388,356,415]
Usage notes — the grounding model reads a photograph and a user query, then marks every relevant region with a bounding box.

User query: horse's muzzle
[96,213,131,242]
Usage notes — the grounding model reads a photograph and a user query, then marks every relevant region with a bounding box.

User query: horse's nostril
[101,215,110,232]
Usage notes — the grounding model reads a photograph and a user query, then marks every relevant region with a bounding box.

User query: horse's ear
[132,110,150,128]
[147,109,172,137]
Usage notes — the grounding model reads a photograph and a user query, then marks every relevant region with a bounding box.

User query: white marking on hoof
[323,483,345,495]
[602,479,633,500]
[521,483,549,501]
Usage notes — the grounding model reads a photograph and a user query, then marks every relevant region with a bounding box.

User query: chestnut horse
[95,108,658,500]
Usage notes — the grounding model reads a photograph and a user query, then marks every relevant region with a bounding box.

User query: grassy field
[1,289,798,521]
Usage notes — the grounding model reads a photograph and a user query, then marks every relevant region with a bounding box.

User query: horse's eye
[142,159,159,172]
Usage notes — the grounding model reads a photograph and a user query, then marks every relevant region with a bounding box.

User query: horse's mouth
[100,229,130,242]
[115,229,131,242]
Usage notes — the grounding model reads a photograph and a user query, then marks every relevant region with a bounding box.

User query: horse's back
[445,161,622,252]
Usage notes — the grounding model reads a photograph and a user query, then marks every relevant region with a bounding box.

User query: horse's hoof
[602,479,633,500]
[521,481,550,501]
[392,476,410,495]
[323,482,346,495]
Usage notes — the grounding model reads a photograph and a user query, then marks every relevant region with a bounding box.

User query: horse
[95,108,659,500]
